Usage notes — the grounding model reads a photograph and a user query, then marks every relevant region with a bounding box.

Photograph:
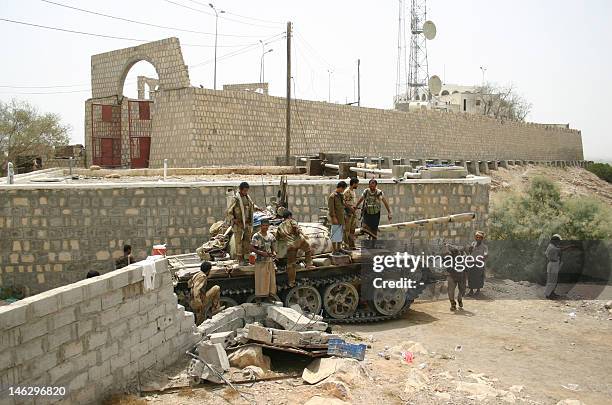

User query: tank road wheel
[285,286,322,315]
[323,282,359,319]
[245,294,281,303]
[371,288,407,316]
[219,296,239,308]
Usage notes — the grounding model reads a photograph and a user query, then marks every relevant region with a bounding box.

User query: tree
[0,99,70,174]
[475,83,532,122]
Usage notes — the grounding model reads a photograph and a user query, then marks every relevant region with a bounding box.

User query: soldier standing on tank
[328,181,348,255]
[251,219,277,302]
[188,261,221,324]
[276,210,314,287]
[354,179,392,239]
[343,178,360,249]
[226,182,261,265]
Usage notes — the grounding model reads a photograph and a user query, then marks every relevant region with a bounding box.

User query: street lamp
[209,3,225,90]
[479,66,487,86]
[327,69,333,103]
[260,47,273,83]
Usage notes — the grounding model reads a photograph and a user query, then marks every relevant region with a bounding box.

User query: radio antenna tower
[395,0,439,108]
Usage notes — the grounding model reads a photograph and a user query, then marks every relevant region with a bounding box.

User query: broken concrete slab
[271,329,301,346]
[196,341,230,374]
[208,331,236,348]
[228,345,271,370]
[267,306,328,332]
[247,324,273,344]
[303,357,368,386]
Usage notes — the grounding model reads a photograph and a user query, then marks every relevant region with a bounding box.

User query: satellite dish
[428,75,442,95]
[423,20,437,40]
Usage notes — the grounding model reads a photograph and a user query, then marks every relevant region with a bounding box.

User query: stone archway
[90,37,190,98]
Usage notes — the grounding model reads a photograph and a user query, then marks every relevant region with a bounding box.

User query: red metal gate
[91,104,121,167]
[128,101,152,168]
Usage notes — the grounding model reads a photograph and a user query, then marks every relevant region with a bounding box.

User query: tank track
[217,272,427,324]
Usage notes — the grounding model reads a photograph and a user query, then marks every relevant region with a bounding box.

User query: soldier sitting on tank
[276,210,314,287]
[188,261,221,325]
[226,181,262,265]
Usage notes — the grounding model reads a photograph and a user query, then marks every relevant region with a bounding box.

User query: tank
[167,177,476,323]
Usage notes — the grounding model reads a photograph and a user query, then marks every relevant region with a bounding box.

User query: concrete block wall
[0,259,197,404]
[0,178,489,294]
[142,87,583,168]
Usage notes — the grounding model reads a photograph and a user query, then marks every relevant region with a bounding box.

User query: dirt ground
[120,279,611,405]
[488,165,612,205]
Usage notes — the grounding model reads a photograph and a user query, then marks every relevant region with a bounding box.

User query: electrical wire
[164,0,281,29]
[39,0,268,38]
[185,0,285,25]
[0,17,262,48]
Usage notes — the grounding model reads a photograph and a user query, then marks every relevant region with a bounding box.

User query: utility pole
[210,3,225,90]
[357,59,361,106]
[285,21,292,165]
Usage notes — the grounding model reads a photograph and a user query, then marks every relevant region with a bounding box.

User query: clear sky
[1,0,610,160]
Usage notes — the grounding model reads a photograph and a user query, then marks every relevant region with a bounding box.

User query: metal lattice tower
[395,0,431,104]
[407,0,430,101]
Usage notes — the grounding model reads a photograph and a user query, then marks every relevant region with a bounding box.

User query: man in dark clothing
[115,244,133,270]
[446,244,467,311]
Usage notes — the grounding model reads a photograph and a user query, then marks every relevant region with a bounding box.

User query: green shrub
[587,162,612,183]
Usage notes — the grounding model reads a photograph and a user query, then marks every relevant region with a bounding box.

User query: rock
[303,396,350,405]
[247,324,273,344]
[391,340,428,357]
[267,306,327,331]
[242,365,266,379]
[105,173,120,179]
[317,379,351,401]
[227,345,271,370]
[89,165,101,170]
[197,342,230,372]
[556,400,585,405]
[302,358,367,386]
[403,369,429,393]
[604,300,612,309]
[434,392,451,400]
[509,385,524,393]
[456,381,499,400]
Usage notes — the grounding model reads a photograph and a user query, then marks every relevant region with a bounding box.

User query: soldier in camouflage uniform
[276,210,314,287]
[226,182,261,264]
[188,261,221,325]
[328,181,348,254]
[343,178,360,249]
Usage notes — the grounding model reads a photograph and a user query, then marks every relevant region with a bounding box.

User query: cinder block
[0,301,28,329]
[60,340,83,360]
[266,306,327,332]
[101,290,123,310]
[88,360,111,381]
[140,322,158,342]
[100,342,119,362]
[241,303,267,319]
[87,331,107,350]
[48,324,75,350]
[82,277,111,299]
[138,350,156,372]
[138,293,157,313]
[80,297,102,315]
[209,331,236,348]
[197,342,230,371]
[18,316,48,343]
[68,371,88,391]
[25,291,59,318]
[110,352,130,370]
[58,285,84,308]
[129,342,148,363]
[51,308,76,330]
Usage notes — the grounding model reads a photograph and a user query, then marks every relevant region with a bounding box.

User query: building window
[101,105,113,122]
[476,100,481,106]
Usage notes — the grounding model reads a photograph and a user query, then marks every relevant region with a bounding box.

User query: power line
[0,17,260,47]
[39,0,264,38]
[164,0,281,29]
[185,0,284,25]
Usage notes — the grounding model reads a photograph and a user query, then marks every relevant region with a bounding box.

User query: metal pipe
[349,167,392,176]
[324,163,339,170]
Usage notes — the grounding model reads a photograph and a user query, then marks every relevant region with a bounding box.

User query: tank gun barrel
[356,212,476,234]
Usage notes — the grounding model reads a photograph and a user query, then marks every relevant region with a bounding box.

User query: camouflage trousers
[191,285,221,325]
[343,214,357,249]
[232,224,253,261]
[286,238,313,286]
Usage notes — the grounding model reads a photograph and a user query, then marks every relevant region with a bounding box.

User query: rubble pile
[187,302,340,384]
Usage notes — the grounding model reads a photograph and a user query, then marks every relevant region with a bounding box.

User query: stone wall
[0,178,489,294]
[0,259,197,404]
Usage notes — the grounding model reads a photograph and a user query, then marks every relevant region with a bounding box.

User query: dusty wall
[0,259,197,404]
[0,178,489,294]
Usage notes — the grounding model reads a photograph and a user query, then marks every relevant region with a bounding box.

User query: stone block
[266,306,327,332]
[18,316,48,343]
[306,159,323,176]
[197,342,230,371]
[0,301,28,329]
[57,285,84,308]
[51,307,76,330]
[271,329,301,346]
[241,303,267,319]
[101,290,123,310]
[247,324,272,344]
[392,164,412,178]
[209,331,236,348]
